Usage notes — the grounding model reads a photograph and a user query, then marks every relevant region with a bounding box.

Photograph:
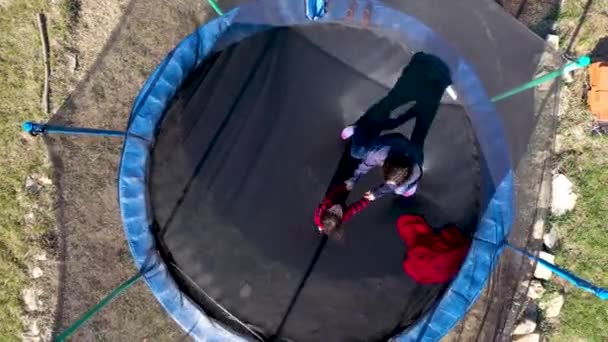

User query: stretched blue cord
[506,242,608,300]
[22,121,125,138]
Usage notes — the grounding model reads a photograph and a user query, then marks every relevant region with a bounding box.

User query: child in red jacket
[314,183,370,239]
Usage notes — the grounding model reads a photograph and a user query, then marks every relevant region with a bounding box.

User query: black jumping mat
[150,26,480,341]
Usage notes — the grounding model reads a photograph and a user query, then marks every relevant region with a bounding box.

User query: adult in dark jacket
[342,52,452,202]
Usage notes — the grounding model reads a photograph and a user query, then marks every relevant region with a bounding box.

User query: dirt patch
[45,0,222,340]
[498,0,561,38]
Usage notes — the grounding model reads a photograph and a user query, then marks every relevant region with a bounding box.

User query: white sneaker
[344,179,354,191]
[341,126,355,140]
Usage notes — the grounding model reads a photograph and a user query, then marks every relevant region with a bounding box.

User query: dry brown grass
[44,0,218,340]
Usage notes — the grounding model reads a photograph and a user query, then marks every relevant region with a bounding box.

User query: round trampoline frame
[118,0,514,340]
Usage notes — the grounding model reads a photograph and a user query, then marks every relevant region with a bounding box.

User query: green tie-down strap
[55,273,143,341]
[206,0,224,16]
[491,55,591,103]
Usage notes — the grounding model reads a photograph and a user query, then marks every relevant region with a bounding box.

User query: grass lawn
[548,0,608,340]
[0,0,68,339]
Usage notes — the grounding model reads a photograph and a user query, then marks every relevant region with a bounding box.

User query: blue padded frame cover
[118,0,514,340]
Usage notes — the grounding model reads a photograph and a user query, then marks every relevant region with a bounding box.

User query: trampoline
[119,0,513,341]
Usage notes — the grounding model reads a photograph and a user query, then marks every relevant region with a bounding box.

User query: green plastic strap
[491,55,591,102]
[206,0,224,16]
[55,273,143,341]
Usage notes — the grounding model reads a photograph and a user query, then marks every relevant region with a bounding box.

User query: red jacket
[397,215,471,284]
[314,184,370,230]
